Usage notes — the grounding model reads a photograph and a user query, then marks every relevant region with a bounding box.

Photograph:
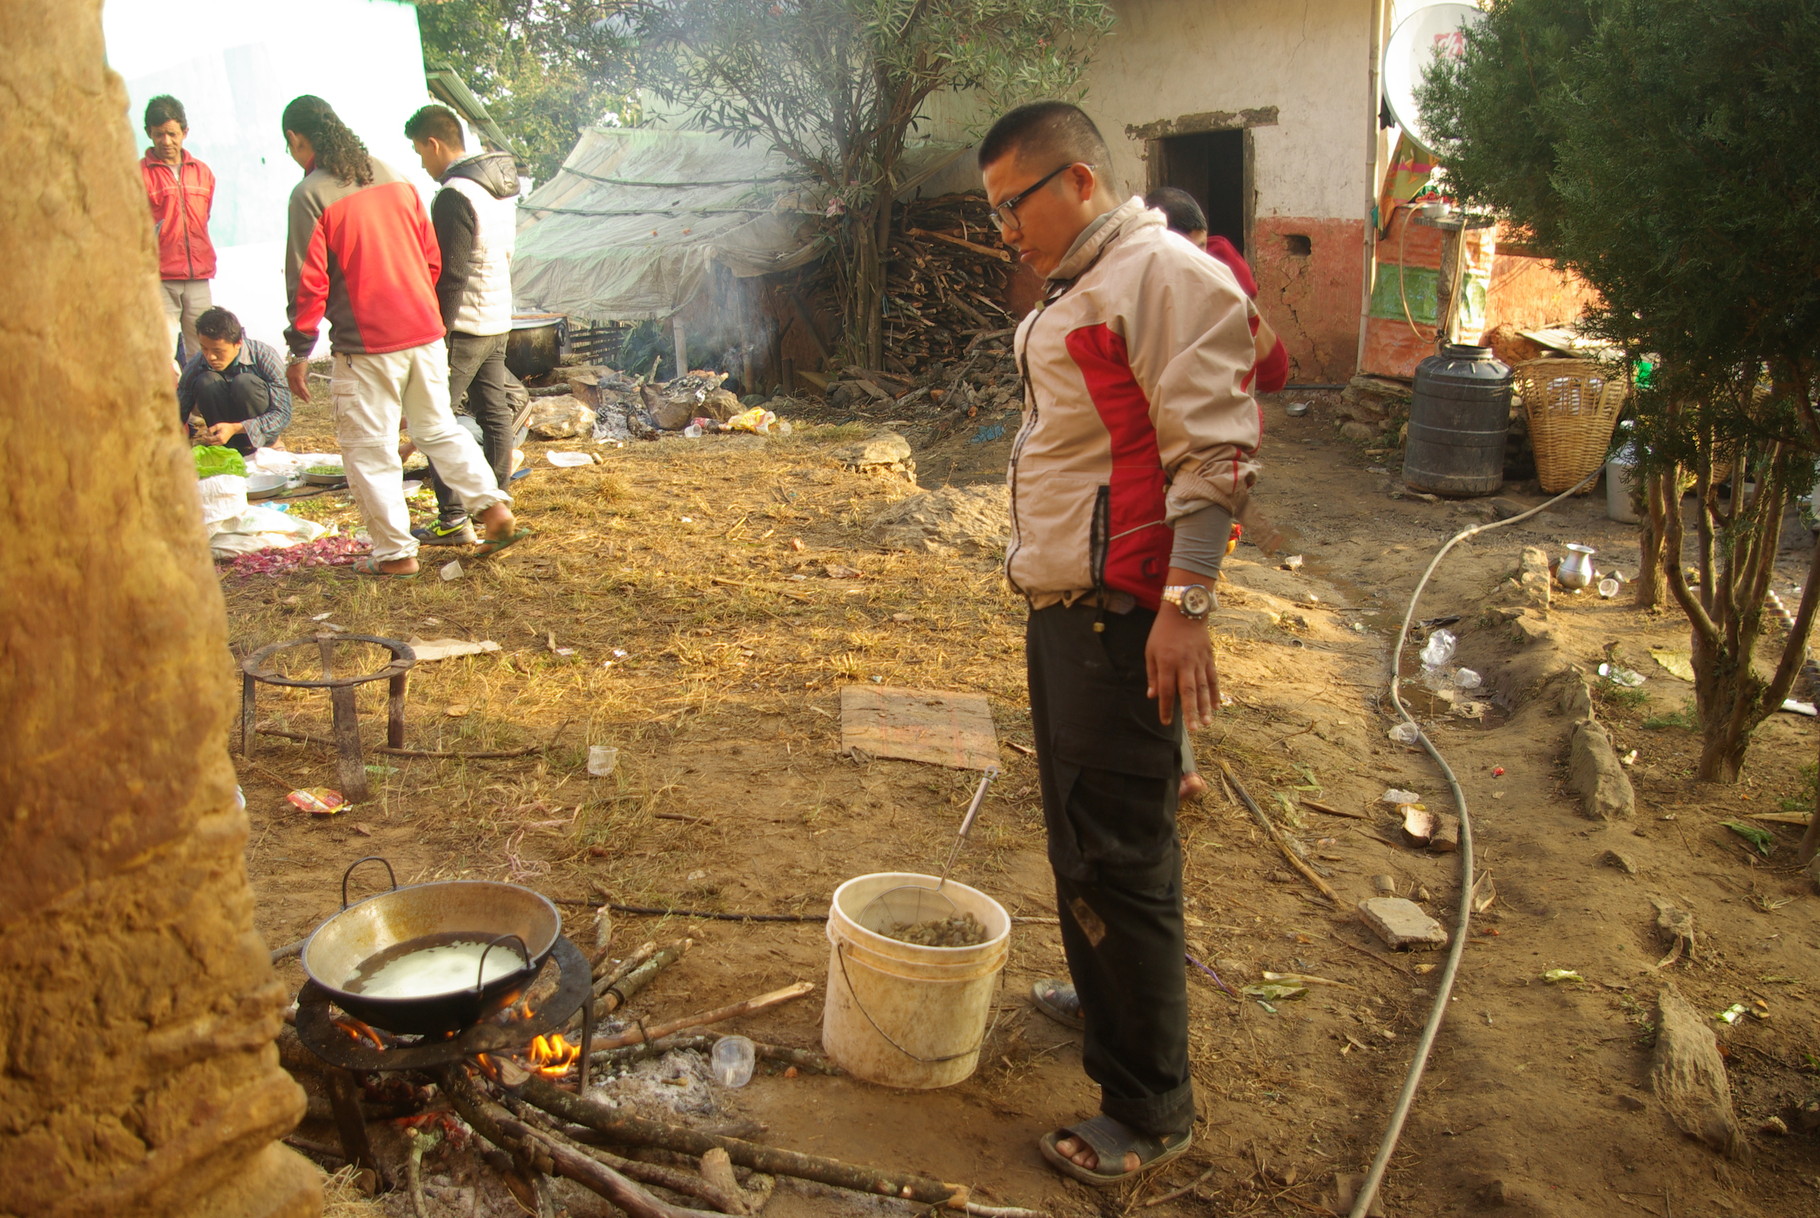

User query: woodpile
[882,194,1017,370]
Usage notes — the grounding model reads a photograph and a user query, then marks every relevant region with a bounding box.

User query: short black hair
[144,95,187,131]
[1145,187,1208,236]
[194,307,243,343]
[977,101,1112,173]
[404,104,465,149]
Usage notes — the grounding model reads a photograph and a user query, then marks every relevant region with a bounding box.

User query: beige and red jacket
[1007,197,1262,611]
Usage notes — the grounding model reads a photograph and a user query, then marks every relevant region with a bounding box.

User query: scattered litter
[1542,969,1584,984]
[1387,722,1421,745]
[440,560,464,581]
[546,451,595,467]
[1381,788,1423,805]
[1262,970,1345,987]
[1620,749,1639,766]
[311,612,333,622]
[680,516,694,523]
[405,637,502,662]
[1597,662,1646,687]
[1597,577,1620,598]
[1241,982,1308,1001]
[1722,820,1775,855]
[1492,766,1505,777]
[1401,805,1436,845]
[1283,555,1304,572]
[287,788,348,816]
[1285,401,1310,417]
[1717,1003,1749,1025]
[711,1036,756,1087]
[726,406,781,434]
[1781,699,1817,717]
[554,647,576,656]
[588,745,620,777]
[1649,647,1695,680]
[1452,668,1482,690]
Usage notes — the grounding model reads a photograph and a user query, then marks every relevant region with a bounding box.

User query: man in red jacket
[140,95,215,361]
[281,95,522,577]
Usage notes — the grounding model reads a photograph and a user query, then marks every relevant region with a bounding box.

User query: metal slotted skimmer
[859,768,999,935]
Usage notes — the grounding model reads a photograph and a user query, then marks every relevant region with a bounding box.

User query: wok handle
[340,856,398,909]
[475,934,531,995]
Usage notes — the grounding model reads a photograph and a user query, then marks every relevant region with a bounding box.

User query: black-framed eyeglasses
[987,163,1090,233]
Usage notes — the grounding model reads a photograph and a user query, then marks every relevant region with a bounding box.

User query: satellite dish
[1382,3,1485,153]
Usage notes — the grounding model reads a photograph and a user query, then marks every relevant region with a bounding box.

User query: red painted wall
[1249,216,1366,385]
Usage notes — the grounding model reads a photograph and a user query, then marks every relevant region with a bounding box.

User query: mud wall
[0,3,318,1216]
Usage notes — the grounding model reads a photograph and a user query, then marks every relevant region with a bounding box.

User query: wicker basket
[1513,358,1629,492]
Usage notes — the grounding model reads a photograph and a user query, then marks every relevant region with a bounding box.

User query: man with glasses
[979,101,1262,1187]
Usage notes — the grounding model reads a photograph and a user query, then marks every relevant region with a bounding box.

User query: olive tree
[1422,0,1820,823]
[629,0,1114,369]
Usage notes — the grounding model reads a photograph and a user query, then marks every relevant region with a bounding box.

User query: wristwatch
[1161,584,1213,620]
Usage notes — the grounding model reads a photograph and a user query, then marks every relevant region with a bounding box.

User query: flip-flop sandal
[349,556,419,579]
[474,527,532,559]
[1038,1114,1192,1187]
[1031,978,1086,1031]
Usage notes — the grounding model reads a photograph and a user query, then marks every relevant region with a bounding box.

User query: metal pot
[300,857,562,1035]
[505,313,565,380]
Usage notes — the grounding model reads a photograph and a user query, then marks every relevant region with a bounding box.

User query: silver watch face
[1179,584,1213,617]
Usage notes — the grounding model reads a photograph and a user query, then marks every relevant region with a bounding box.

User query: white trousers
[329,343,509,561]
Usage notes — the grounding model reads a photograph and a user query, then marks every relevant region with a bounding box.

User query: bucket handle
[475,934,531,995]
[833,940,994,1065]
[340,856,397,909]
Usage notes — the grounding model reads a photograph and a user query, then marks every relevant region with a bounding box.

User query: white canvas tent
[513,126,822,324]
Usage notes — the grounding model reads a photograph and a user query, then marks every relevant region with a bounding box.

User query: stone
[1650,985,1749,1160]
[1357,897,1449,950]
[833,431,917,483]
[1495,544,1554,614]
[525,394,596,439]
[867,485,1010,556]
[1430,813,1461,853]
[1558,673,1596,721]
[1337,420,1380,443]
[1602,849,1639,875]
[1617,1093,1648,1111]
[1569,718,1635,819]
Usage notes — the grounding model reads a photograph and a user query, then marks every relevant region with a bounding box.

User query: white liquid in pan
[345,934,524,999]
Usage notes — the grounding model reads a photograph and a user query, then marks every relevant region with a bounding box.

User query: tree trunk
[1635,470,1670,609]
[0,3,317,1214]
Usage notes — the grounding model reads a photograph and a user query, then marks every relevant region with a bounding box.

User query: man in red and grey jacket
[980,102,1261,1188]
[140,95,215,361]
[281,94,523,578]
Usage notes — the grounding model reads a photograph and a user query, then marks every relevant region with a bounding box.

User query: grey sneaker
[412,517,478,546]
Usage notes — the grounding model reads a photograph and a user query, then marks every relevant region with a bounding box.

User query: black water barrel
[1402,344,1512,497]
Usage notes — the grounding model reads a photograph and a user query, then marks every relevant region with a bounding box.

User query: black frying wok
[301,858,562,1035]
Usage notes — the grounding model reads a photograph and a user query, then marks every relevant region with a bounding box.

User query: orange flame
[332,1017,386,1050]
[526,1033,579,1078]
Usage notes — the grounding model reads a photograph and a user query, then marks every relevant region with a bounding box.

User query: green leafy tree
[1422,0,1820,811]
[629,0,1114,369]
[419,1,639,182]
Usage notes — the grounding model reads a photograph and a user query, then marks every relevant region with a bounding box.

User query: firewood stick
[502,1097,753,1216]
[405,1125,442,1218]
[258,725,539,760]
[505,1068,971,1209]
[1216,760,1344,907]
[595,940,657,989]
[589,982,813,1053]
[589,939,690,1021]
[589,1033,840,1075]
[443,1066,722,1218]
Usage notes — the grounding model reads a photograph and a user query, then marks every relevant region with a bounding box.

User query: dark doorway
[1152,129,1247,256]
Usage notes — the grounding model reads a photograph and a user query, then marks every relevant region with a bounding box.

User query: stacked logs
[883,194,1017,370]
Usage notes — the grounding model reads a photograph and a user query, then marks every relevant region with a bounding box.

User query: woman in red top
[1144,187,1289,394]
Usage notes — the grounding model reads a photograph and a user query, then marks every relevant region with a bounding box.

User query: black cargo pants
[1026,601,1195,1138]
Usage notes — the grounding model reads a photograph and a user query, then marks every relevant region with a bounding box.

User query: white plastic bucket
[821,872,1010,1089]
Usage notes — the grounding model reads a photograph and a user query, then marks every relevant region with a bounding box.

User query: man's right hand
[287,361,311,402]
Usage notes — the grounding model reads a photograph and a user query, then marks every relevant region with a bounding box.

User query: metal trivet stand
[294,935,592,1183]
[240,632,416,800]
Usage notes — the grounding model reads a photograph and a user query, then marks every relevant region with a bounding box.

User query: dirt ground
[230,384,1820,1218]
